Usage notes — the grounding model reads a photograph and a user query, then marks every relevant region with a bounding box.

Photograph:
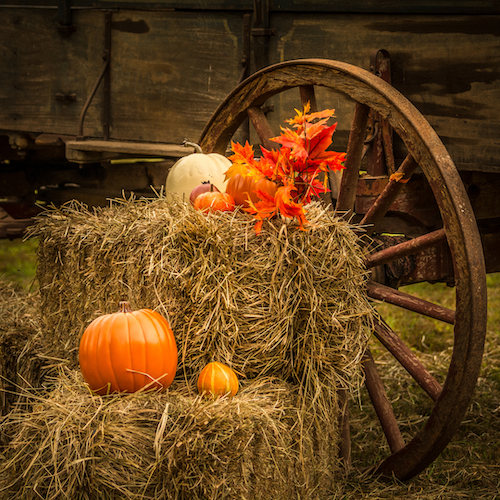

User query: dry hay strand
[0,281,49,417]
[0,368,341,500]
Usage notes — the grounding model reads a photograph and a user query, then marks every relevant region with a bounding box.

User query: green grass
[0,237,38,290]
[1,238,499,499]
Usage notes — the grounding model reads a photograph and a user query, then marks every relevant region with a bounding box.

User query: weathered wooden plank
[0,9,105,137]
[1,8,499,174]
[266,13,500,173]
[109,10,245,145]
[1,1,498,15]
[65,139,193,162]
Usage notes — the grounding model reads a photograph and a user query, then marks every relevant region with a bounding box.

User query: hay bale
[0,281,46,417]
[18,195,373,498]
[0,369,340,500]
[29,196,371,388]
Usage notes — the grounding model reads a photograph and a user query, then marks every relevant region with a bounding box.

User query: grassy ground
[0,238,38,291]
[1,237,499,498]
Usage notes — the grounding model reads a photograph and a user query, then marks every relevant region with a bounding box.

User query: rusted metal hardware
[57,0,76,35]
[77,12,112,141]
[237,13,252,85]
[55,93,77,102]
[365,49,394,176]
[252,0,275,71]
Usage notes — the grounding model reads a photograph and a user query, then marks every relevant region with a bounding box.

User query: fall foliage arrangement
[225,103,346,233]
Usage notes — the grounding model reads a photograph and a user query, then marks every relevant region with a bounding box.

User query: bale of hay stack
[28,196,371,392]
[0,281,45,417]
[0,370,340,500]
[9,195,373,499]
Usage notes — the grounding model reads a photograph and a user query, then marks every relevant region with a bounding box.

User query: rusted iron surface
[373,318,443,401]
[365,50,392,177]
[357,172,441,235]
[366,228,447,269]
[360,154,419,233]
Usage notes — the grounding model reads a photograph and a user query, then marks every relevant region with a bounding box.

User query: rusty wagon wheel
[198,59,487,480]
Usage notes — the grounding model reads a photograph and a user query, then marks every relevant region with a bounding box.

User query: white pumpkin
[165,144,230,202]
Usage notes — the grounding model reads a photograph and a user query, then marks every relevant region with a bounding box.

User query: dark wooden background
[0,2,499,173]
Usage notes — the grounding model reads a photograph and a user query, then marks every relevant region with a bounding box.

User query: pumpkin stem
[182,139,203,154]
[119,301,133,313]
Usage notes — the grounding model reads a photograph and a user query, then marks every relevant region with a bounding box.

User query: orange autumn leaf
[390,171,410,183]
[274,185,307,231]
[244,188,278,235]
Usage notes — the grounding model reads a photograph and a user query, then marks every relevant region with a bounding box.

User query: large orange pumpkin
[79,301,178,395]
[197,361,239,398]
[226,173,277,208]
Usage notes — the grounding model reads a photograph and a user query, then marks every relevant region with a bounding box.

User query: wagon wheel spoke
[367,281,455,324]
[373,318,442,401]
[365,228,447,269]
[363,348,405,454]
[299,85,318,112]
[246,106,277,151]
[336,103,370,216]
[360,153,419,234]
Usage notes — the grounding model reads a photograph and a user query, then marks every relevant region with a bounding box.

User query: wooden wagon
[1,0,499,481]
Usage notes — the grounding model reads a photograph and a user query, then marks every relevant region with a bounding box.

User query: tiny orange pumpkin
[193,191,235,213]
[197,361,239,398]
[79,301,178,395]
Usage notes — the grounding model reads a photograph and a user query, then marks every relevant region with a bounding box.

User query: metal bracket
[365,49,395,176]
[57,0,76,35]
[55,92,76,102]
[76,12,112,141]
[252,0,273,71]
[251,28,276,37]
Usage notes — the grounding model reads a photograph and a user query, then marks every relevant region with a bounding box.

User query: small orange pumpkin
[197,361,239,398]
[79,301,178,395]
[226,173,277,208]
[193,191,235,213]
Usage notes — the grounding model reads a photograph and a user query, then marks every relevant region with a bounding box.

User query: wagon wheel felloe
[198,59,487,480]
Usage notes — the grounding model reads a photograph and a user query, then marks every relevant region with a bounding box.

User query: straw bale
[0,369,340,500]
[28,196,371,391]
[19,195,372,497]
[0,281,46,417]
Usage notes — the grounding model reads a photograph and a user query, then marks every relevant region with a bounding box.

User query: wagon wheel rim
[198,58,487,480]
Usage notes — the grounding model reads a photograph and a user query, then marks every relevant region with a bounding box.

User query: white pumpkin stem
[182,139,203,154]
[119,301,133,313]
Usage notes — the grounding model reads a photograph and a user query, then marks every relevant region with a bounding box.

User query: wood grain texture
[1,9,499,173]
[267,13,500,172]
[0,9,104,137]
[109,10,244,145]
